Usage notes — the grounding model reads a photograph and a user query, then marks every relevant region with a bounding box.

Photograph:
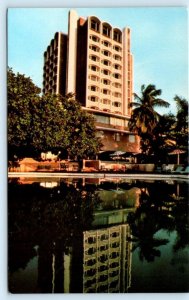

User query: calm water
[8,177,189,293]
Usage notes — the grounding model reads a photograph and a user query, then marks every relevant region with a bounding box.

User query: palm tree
[174,96,188,151]
[128,84,170,154]
[129,84,170,134]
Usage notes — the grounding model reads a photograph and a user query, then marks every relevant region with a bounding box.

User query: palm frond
[129,101,141,108]
[152,98,170,108]
[143,84,156,96]
[133,93,142,102]
[141,84,146,93]
[149,89,162,97]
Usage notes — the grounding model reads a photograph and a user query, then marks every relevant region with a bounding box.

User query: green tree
[8,67,41,159]
[151,113,176,162]
[30,93,68,155]
[8,68,102,160]
[174,95,188,150]
[128,84,170,154]
[32,93,102,159]
[60,93,102,159]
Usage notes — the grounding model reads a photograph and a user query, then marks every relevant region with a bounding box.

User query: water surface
[8,177,189,293]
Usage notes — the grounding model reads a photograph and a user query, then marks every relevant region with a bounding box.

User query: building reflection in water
[36,223,133,293]
[83,224,132,293]
[8,178,140,293]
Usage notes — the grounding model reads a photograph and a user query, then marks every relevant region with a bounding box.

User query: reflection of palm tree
[127,180,189,262]
[128,211,169,262]
[127,185,169,262]
[171,195,189,252]
[131,235,168,262]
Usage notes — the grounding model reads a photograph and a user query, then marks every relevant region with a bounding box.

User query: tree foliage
[8,67,41,158]
[128,84,170,155]
[173,95,188,149]
[8,68,102,160]
[128,84,170,135]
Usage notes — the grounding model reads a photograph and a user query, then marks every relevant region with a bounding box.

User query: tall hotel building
[43,10,139,152]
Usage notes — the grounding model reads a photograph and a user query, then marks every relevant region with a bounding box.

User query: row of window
[89,56,122,69]
[89,70,122,79]
[85,231,121,244]
[89,76,122,87]
[85,245,120,257]
[88,87,122,97]
[89,65,121,73]
[94,115,128,126]
[90,106,122,114]
[88,97,122,106]
[89,80,121,88]
[89,45,122,60]
[85,256,120,267]
[89,35,122,52]
[90,19,122,43]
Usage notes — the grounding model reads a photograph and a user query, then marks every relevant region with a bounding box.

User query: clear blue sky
[8,7,188,114]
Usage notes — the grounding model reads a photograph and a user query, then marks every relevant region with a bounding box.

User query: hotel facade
[43,10,139,153]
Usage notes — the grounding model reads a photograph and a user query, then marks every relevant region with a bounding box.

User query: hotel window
[110,252,119,260]
[113,82,122,88]
[102,59,111,66]
[102,50,111,57]
[98,254,108,263]
[89,75,99,82]
[110,270,119,277]
[89,85,98,91]
[86,259,96,266]
[102,69,110,76]
[102,89,110,95]
[87,247,96,255]
[103,99,110,105]
[88,96,98,102]
[102,79,110,85]
[90,19,100,32]
[89,45,100,52]
[113,45,122,52]
[114,92,121,98]
[113,30,122,43]
[90,65,99,72]
[111,232,119,238]
[102,40,111,47]
[110,117,123,126]
[99,244,108,251]
[129,135,135,143]
[113,101,121,107]
[90,55,99,62]
[114,64,121,70]
[90,35,100,42]
[113,73,121,79]
[114,54,121,61]
[114,133,121,142]
[102,24,111,37]
[95,114,110,124]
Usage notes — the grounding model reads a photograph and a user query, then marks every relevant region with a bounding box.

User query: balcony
[88,89,99,97]
[95,121,128,132]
